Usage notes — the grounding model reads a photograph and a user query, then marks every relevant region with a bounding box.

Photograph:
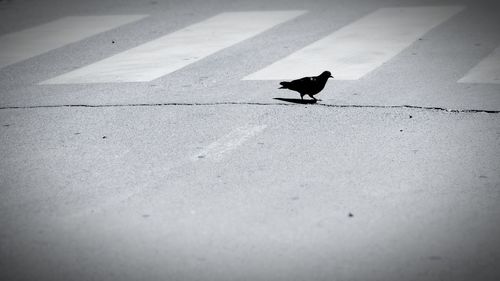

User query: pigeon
[278,71,334,101]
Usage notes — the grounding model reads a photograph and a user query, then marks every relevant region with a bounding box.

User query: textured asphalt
[1,0,499,280]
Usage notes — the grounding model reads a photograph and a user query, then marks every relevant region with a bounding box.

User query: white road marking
[63,124,267,218]
[0,15,148,69]
[193,125,267,162]
[458,45,500,84]
[244,6,464,80]
[41,11,306,84]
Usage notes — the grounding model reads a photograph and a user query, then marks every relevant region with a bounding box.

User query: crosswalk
[0,15,148,69]
[0,6,499,85]
[244,6,464,80]
[42,11,306,84]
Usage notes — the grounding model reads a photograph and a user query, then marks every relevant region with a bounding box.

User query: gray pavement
[1,0,499,280]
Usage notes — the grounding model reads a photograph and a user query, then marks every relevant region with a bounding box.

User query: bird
[278,71,334,101]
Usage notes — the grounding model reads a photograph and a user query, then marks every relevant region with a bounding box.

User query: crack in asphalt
[0,102,499,114]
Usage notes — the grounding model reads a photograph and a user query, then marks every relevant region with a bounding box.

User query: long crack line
[0,102,499,114]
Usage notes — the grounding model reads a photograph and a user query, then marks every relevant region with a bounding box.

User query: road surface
[1,0,499,280]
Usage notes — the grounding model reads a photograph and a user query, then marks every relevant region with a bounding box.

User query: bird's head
[320,71,334,79]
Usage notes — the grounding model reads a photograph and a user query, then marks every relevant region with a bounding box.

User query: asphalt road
[1,0,499,280]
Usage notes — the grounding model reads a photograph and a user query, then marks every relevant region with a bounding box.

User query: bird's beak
[330,75,334,78]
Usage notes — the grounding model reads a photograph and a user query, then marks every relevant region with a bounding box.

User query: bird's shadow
[274,98,317,104]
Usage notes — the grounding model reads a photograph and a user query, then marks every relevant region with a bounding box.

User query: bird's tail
[279,81,290,89]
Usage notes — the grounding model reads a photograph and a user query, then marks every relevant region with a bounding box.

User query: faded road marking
[194,125,267,162]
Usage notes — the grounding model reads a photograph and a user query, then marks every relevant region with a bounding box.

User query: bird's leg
[300,94,304,100]
[310,95,317,101]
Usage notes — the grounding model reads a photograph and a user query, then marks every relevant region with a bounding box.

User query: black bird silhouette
[278,71,334,101]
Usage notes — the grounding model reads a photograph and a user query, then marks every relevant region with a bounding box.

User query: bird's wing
[287,76,312,91]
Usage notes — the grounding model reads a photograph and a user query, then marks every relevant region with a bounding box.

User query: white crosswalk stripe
[244,6,464,80]
[458,45,500,84]
[0,15,148,69]
[41,11,306,84]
